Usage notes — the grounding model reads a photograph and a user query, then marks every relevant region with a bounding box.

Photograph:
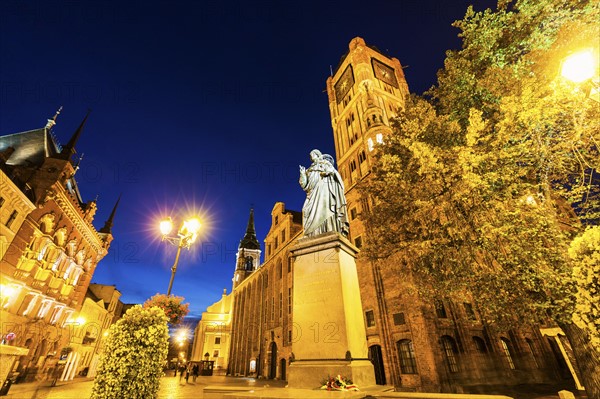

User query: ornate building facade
[0,113,118,384]
[199,37,580,393]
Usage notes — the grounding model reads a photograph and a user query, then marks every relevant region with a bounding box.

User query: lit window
[37,244,48,261]
[72,268,83,285]
[367,138,374,152]
[37,300,53,319]
[376,133,384,144]
[397,339,417,374]
[500,338,516,370]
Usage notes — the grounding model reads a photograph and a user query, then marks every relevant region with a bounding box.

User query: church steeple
[239,208,260,250]
[233,208,262,290]
[99,194,121,234]
[59,110,90,160]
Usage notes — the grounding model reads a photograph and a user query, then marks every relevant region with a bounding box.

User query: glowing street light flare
[160,217,174,236]
[159,216,203,295]
[561,50,598,83]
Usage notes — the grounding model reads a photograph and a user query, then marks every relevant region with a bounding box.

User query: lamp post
[160,217,201,296]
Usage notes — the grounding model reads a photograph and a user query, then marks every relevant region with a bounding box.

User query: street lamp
[561,49,599,101]
[160,217,202,295]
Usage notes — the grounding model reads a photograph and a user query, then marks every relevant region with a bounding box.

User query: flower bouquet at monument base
[320,375,359,391]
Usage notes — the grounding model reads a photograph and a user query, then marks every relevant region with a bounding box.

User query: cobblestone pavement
[3,374,286,399]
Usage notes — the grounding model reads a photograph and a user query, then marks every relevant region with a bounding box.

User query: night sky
[1,0,497,318]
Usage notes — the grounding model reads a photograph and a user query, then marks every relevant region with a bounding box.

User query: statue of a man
[299,149,349,237]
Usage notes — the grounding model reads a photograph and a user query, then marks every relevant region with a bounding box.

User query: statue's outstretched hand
[299,165,305,174]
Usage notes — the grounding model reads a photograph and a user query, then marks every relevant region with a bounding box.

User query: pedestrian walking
[185,363,191,383]
[178,363,186,383]
[192,363,199,383]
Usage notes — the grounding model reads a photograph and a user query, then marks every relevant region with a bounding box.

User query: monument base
[287,232,375,389]
[287,359,376,389]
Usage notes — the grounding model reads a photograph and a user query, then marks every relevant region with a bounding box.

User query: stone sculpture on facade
[299,149,349,237]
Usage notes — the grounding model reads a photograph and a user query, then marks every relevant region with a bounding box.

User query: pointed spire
[45,106,63,129]
[239,208,260,250]
[99,194,121,234]
[59,109,90,160]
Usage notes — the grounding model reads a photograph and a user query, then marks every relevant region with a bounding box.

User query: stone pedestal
[287,232,375,389]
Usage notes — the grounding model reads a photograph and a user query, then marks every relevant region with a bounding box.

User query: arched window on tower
[245,256,253,271]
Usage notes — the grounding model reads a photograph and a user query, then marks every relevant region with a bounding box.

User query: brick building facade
[0,112,118,384]
[198,38,580,392]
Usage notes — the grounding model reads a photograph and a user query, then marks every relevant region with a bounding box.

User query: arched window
[525,338,539,368]
[441,335,460,373]
[473,336,487,353]
[500,337,516,370]
[396,339,417,374]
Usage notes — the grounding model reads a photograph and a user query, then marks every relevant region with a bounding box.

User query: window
[354,236,362,248]
[441,336,459,373]
[278,262,283,279]
[365,310,375,327]
[473,336,487,353]
[376,133,384,144]
[0,197,4,208]
[525,338,539,368]
[288,288,292,314]
[215,337,221,345]
[287,257,292,273]
[393,312,406,326]
[349,160,357,173]
[271,297,275,321]
[275,216,279,225]
[213,350,219,358]
[5,210,18,228]
[464,302,476,320]
[397,339,417,374]
[275,237,278,249]
[350,208,357,220]
[500,338,516,370]
[281,229,286,243]
[358,150,366,164]
[288,330,292,345]
[367,138,374,152]
[360,198,370,213]
[279,292,283,318]
[435,300,448,318]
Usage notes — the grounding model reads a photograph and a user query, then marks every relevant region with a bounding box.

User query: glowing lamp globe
[561,50,597,83]
[160,218,173,235]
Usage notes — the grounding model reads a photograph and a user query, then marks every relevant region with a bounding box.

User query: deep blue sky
[1,0,497,318]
